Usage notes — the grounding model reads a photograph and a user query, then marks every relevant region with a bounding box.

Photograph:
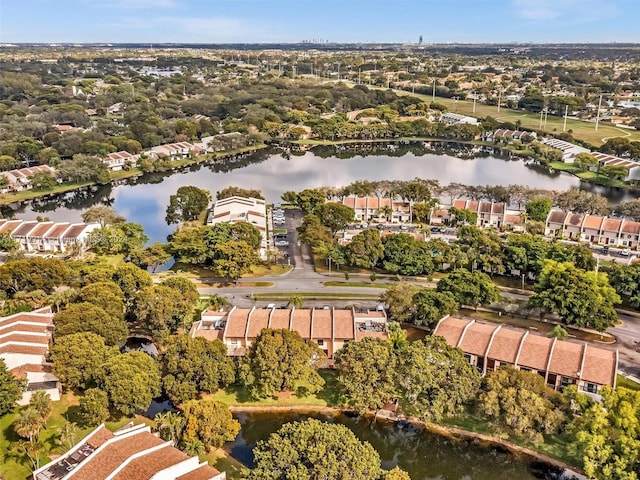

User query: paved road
[609,313,640,376]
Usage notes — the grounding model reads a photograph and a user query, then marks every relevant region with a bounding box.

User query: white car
[620,248,631,257]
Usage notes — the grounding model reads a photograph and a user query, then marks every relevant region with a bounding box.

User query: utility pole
[497,87,502,113]
[563,104,569,132]
[544,109,549,130]
[595,93,603,131]
[432,78,436,102]
[472,92,476,114]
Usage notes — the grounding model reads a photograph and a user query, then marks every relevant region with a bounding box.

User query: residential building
[189,306,388,359]
[439,112,479,125]
[206,196,267,258]
[591,152,640,181]
[544,209,640,248]
[33,423,226,480]
[433,316,618,396]
[0,307,60,404]
[148,142,196,160]
[491,129,537,142]
[452,199,507,228]
[0,219,99,252]
[102,151,139,171]
[541,138,590,163]
[340,196,411,223]
[0,165,56,193]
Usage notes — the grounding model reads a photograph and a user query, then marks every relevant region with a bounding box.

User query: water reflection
[229,411,562,480]
[6,143,639,243]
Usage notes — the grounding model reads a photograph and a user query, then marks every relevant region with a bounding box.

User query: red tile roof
[225,309,250,338]
[246,309,270,338]
[312,310,332,339]
[291,310,312,339]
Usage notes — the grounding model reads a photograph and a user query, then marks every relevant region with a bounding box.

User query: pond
[228,410,565,480]
[6,142,638,243]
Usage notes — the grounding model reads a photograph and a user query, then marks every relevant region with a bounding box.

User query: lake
[6,142,638,243]
[228,410,564,480]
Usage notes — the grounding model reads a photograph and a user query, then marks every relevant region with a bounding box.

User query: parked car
[275,241,289,246]
[621,248,631,256]
[430,226,440,233]
[600,246,610,254]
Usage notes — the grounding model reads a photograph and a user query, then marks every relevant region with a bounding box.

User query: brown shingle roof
[247,309,270,338]
[547,210,567,224]
[513,333,552,371]
[72,431,165,480]
[0,220,23,234]
[0,333,50,346]
[177,465,223,480]
[548,341,583,378]
[27,222,54,237]
[10,363,53,379]
[0,344,47,356]
[313,310,332,339]
[12,221,37,237]
[602,218,622,232]
[621,220,640,235]
[64,224,88,239]
[45,223,71,238]
[85,426,114,449]
[487,328,526,364]
[112,445,189,480]
[583,215,604,230]
[0,313,52,329]
[291,310,312,339]
[269,309,291,330]
[565,213,584,226]
[581,346,617,386]
[433,317,469,347]
[479,202,492,213]
[333,310,354,339]
[492,203,505,214]
[225,309,250,338]
[453,199,467,209]
[458,323,497,357]
[192,328,224,342]
[0,323,48,335]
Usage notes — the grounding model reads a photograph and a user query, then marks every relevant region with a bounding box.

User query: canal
[6,142,638,243]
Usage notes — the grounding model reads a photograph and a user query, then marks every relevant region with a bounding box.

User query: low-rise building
[452,199,508,228]
[541,138,590,163]
[206,196,267,259]
[340,196,411,223]
[439,112,479,125]
[148,142,196,160]
[433,316,617,396]
[102,151,139,171]
[545,209,640,248]
[33,423,225,480]
[0,165,57,193]
[591,152,640,181]
[0,219,99,253]
[0,307,60,404]
[190,306,388,359]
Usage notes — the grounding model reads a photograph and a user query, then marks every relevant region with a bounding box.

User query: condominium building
[0,219,99,253]
[545,209,640,248]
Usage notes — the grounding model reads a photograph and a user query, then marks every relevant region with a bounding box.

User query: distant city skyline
[1,0,638,44]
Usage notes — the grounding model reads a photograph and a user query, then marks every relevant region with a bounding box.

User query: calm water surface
[228,411,561,480]
[8,143,638,243]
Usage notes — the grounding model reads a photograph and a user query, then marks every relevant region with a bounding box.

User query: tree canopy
[165,186,212,224]
[0,358,25,415]
[182,399,240,450]
[239,329,325,399]
[54,302,128,346]
[435,269,500,308]
[246,419,383,480]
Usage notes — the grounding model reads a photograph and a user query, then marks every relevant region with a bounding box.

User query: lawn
[206,369,341,407]
[171,262,290,279]
[617,374,640,391]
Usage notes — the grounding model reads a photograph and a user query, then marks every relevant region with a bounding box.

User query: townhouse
[434,316,617,396]
[0,219,99,253]
[147,142,198,160]
[590,152,640,181]
[340,196,411,223]
[545,209,640,248]
[206,196,267,259]
[452,199,508,228]
[101,151,139,171]
[189,306,388,359]
[34,423,225,480]
[0,165,57,193]
[541,138,590,163]
[0,307,60,404]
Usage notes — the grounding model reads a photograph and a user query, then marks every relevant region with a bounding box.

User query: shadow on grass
[316,369,341,407]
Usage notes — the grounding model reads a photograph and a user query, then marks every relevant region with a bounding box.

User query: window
[476,357,485,372]
[317,339,324,346]
[520,367,531,373]
[560,376,576,389]
[230,339,238,345]
[583,382,599,394]
[463,353,472,364]
[547,373,558,389]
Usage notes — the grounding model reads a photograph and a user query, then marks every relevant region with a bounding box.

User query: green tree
[385,467,412,480]
[287,294,304,309]
[477,366,566,444]
[548,325,569,340]
[182,399,240,450]
[380,282,420,322]
[78,281,125,320]
[29,391,51,424]
[54,303,128,346]
[230,222,262,251]
[100,351,161,415]
[50,333,118,389]
[239,329,325,399]
[0,358,26,415]
[525,198,553,222]
[335,337,396,414]
[396,336,481,421]
[571,387,640,480]
[0,257,71,294]
[134,285,193,341]
[529,260,620,331]
[81,205,125,227]
[154,411,185,444]
[79,388,110,426]
[282,188,326,214]
[113,263,153,303]
[246,418,383,480]
[130,243,171,273]
[436,269,500,308]
[160,276,199,306]
[412,289,459,327]
[574,152,599,171]
[314,202,355,234]
[214,240,259,282]
[346,229,384,269]
[30,171,57,191]
[216,186,264,200]
[159,335,235,404]
[382,233,433,275]
[165,186,212,224]
[167,224,210,264]
[0,232,19,252]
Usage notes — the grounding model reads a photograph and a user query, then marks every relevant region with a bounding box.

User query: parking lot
[271,207,300,266]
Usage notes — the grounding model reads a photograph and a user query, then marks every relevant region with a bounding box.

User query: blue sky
[1,0,638,44]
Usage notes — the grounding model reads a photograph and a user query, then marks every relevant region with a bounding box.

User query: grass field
[617,374,640,391]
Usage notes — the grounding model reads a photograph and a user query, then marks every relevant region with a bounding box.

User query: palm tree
[288,294,304,309]
[59,422,77,451]
[182,438,205,456]
[154,411,185,444]
[29,391,52,425]
[208,294,228,312]
[14,407,42,442]
[379,205,392,223]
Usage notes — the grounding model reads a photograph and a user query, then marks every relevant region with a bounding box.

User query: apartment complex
[101,151,139,171]
[434,316,618,396]
[0,219,99,253]
[0,165,57,193]
[189,306,388,359]
[33,423,225,480]
[545,209,640,247]
[206,196,267,258]
[0,307,60,404]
